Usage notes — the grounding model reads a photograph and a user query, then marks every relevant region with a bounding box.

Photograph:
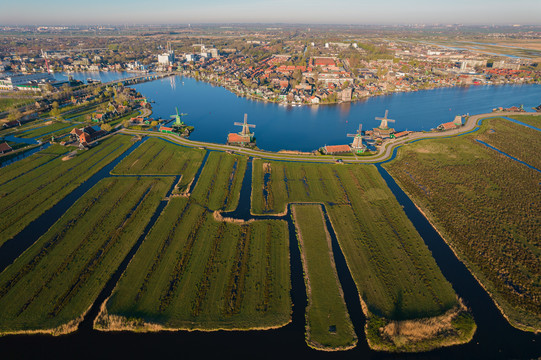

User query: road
[120,111,540,164]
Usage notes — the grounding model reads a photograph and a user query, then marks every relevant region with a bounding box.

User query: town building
[0,142,13,154]
[70,125,106,145]
[323,144,351,155]
[0,73,55,91]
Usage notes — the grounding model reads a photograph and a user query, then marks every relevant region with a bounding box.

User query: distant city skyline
[1,0,541,26]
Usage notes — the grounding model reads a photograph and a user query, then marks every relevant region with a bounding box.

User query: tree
[101,123,112,132]
[50,101,60,118]
[122,119,131,128]
[7,108,21,122]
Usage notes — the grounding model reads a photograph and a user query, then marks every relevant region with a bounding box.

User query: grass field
[18,121,76,139]
[191,151,247,211]
[383,119,541,332]
[98,198,291,331]
[477,117,541,169]
[508,114,541,129]
[251,159,471,351]
[0,176,172,334]
[0,98,32,112]
[112,137,206,192]
[292,204,356,350]
[0,135,133,245]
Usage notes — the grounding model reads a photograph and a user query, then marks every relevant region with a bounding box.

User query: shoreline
[181,71,540,108]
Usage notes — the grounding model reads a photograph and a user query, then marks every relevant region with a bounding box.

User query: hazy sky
[2,0,540,25]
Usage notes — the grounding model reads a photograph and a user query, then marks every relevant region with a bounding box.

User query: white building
[0,73,55,91]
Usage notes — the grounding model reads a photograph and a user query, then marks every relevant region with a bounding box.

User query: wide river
[54,71,541,152]
[132,76,541,152]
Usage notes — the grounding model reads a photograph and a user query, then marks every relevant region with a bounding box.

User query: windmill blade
[234,122,244,126]
[386,119,396,123]
[244,113,248,124]
[248,124,256,128]
[384,110,389,118]
[346,133,356,137]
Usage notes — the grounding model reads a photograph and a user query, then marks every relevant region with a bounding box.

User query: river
[130,75,541,152]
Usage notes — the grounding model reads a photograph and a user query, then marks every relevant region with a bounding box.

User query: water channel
[0,79,539,358]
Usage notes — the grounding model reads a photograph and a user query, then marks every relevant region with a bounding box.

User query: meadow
[0,176,172,333]
[99,198,291,331]
[0,135,133,244]
[384,118,541,332]
[112,137,206,192]
[251,159,471,351]
[292,204,356,350]
[190,151,247,211]
[477,117,541,169]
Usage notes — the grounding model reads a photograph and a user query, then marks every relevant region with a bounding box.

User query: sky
[1,0,540,25]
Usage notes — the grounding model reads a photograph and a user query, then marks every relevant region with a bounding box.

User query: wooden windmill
[347,123,367,152]
[234,113,256,141]
[170,107,188,126]
[375,110,395,130]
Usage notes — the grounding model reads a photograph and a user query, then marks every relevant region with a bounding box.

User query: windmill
[347,123,367,152]
[234,113,255,140]
[375,110,395,130]
[170,107,187,126]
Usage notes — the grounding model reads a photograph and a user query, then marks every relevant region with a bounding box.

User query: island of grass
[0,177,172,335]
[252,160,475,351]
[292,204,357,351]
[383,117,540,332]
[0,135,133,245]
[508,114,541,129]
[111,137,206,193]
[190,151,247,211]
[96,199,291,331]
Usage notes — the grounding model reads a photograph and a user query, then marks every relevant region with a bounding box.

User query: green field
[18,121,76,139]
[0,98,32,112]
[251,159,471,351]
[0,135,133,245]
[477,117,541,169]
[508,114,541,129]
[99,198,291,331]
[292,204,356,350]
[0,176,172,333]
[191,151,247,211]
[384,119,541,332]
[112,137,206,192]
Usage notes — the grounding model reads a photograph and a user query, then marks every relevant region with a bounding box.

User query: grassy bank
[383,118,541,332]
[0,135,132,245]
[251,159,473,351]
[97,198,291,331]
[509,114,541,128]
[0,177,172,334]
[292,204,357,350]
[477,117,541,169]
[112,137,206,192]
[191,151,247,211]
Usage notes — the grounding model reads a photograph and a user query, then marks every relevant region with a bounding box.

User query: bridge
[103,72,175,86]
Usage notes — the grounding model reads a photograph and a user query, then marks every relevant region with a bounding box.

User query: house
[227,133,251,146]
[70,125,106,143]
[0,142,12,154]
[2,120,21,128]
[437,122,459,131]
[323,144,351,155]
[160,126,174,134]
